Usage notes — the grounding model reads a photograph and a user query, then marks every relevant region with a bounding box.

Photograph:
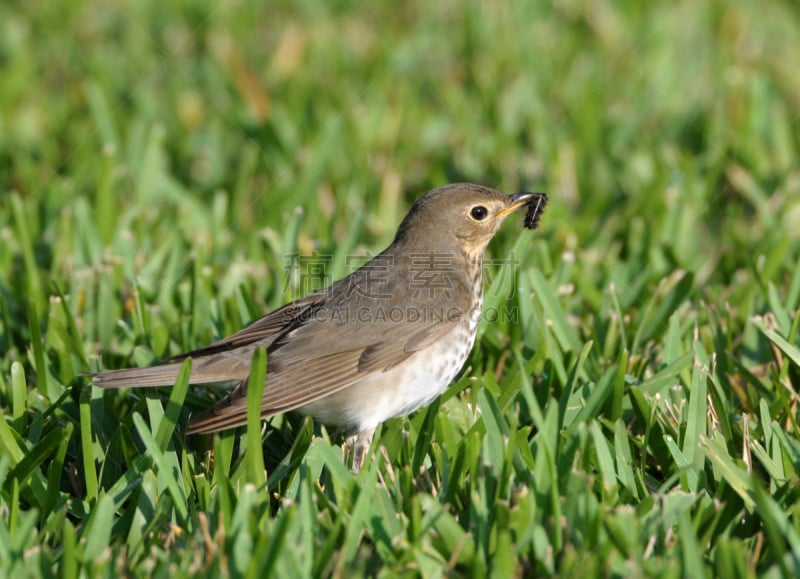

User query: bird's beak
[497,192,535,217]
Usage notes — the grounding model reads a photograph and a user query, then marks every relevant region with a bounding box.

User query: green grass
[2,0,800,575]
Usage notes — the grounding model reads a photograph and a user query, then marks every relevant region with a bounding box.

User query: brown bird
[92,183,548,471]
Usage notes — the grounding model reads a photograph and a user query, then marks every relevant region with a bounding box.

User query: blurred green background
[2,0,800,576]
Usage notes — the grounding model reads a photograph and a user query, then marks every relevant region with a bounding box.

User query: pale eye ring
[470,205,488,221]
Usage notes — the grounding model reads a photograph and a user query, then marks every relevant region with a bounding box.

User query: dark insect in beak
[523,193,548,230]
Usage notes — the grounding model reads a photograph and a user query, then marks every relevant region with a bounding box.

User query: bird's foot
[344,428,375,473]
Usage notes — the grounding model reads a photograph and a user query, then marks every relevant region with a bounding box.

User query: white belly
[298,320,477,432]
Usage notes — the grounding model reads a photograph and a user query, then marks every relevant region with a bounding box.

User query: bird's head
[393,183,538,257]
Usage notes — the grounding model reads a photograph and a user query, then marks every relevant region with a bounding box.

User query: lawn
[2,0,800,576]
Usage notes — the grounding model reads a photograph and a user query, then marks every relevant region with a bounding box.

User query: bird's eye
[470,206,489,221]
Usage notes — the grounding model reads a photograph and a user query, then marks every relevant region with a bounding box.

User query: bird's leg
[343,433,357,465]
[346,428,375,473]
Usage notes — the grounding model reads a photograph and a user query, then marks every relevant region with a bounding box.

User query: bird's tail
[88,363,188,388]
[89,354,248,389]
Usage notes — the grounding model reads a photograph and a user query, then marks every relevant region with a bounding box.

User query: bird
[91,183,548,472]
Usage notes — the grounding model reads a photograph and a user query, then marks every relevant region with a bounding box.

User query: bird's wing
[187,287,472,434]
